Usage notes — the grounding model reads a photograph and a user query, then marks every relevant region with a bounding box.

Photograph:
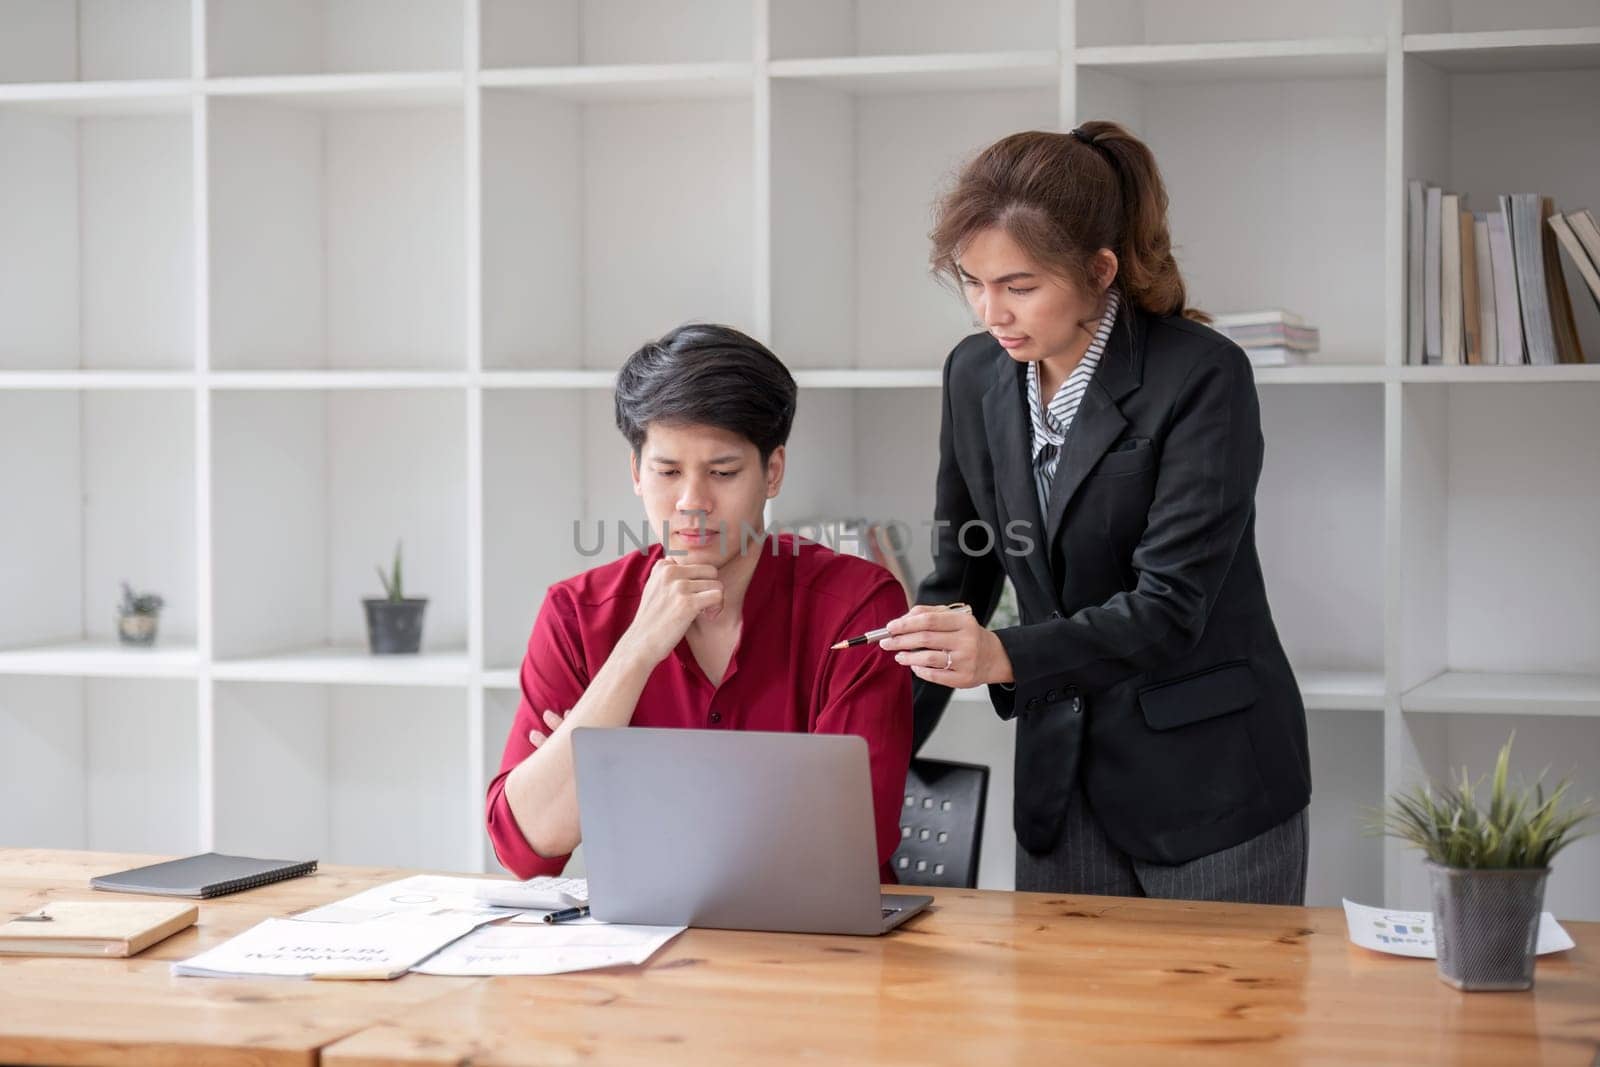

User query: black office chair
[891,758,989,888]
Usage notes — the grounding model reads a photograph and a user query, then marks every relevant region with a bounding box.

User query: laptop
[571,728,932,936]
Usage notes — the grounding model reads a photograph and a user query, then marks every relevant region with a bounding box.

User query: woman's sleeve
[993,342,1262,700]
[910,346,1005,751]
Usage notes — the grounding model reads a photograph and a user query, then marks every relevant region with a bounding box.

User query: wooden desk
[3,851,1598,1066]
[325,888,1600,1066]
[0,849,483,1067]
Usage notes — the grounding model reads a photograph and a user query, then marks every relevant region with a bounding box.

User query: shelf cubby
[206,0,464,77]
[0,676,200,854]
[0,0,190,84]
[1401,53,1600,367]
[1397,382,1600,692]
[1077,64,1386,364]
[0,389,196,655]
[1390,710,1600,918]
[210,389,467,666]
[770,0,1060,61]
[1076,0,1388,49]
[770,79,1058,370]
[1402,0,1600,38]
[0,98,193,371]
[481,0,752,69]
[208,93,465,371]
[1256,385,1386,683]
[213,680,472,870]
[481,85,754,370]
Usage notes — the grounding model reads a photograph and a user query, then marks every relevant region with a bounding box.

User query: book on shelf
[1472,214,1498,366]
[1459,208,1482,365]
[1424,185,1443,363]
[1440,193,1463,366]
[1239,346,1307,368]
[1407,180,1425,365]
[1548,211,1600,315]
[1211,322,1320,350]
[1487,211,1524,364]
[1505,193,1561,365]
[1208,309,1306,328]
[1569,210,1600,279]
[1536,196,1586,364]
[1210,310,1319,365]
[1409,183,1590,366]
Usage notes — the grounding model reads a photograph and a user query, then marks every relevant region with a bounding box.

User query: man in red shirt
[486,324,913,881]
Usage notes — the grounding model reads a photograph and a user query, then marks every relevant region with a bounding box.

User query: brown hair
[930,121,1208,324]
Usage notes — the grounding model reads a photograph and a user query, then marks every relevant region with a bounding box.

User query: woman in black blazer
[878,122,1311,904]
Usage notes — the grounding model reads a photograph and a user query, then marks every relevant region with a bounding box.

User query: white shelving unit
[2,0,1597,916]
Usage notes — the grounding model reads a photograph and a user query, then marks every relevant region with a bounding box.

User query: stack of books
[1209,310,1320,367]
[1408,181,1598,366]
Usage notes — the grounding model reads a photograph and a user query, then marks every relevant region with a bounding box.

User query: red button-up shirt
[485,534,913,881]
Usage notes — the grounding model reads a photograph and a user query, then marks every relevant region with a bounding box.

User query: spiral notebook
[91,852,317,899]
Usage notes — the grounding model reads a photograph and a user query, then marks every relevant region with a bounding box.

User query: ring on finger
[943,650,953,671]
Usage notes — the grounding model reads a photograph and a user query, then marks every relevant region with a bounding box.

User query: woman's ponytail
[1073,120,1208,323]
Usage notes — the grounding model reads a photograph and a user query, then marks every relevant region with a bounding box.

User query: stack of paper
[172,874,684,980]
[173,912,488,980]
[413,914,685,976]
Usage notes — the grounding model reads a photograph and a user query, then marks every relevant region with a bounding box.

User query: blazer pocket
[1138,660,1257,731]
[1091,438,1156,477]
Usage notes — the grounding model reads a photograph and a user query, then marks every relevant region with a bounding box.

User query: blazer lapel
[981,359,1057,607]
[1042,307,1147,548]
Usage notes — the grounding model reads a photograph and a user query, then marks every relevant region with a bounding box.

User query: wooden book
[1539,197,1586,363]
[1550,212,1600,313]
[0,900,197,958]
[1571,210,1600,273]
[1473,215,1498,365]
[1459,208,1482,365]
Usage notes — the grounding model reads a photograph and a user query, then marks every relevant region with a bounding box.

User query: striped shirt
[1026,287,1122,516]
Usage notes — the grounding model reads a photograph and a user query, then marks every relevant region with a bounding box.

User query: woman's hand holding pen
[879,605,1015,688]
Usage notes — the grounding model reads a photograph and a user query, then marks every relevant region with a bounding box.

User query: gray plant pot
[363,598,427,655]
[1427,862,1548,991]
[117,612,159,647]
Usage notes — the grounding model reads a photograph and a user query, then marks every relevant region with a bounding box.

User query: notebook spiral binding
[200,862,318,898]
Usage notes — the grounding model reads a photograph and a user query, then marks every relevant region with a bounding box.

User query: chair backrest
[891,758,989,889]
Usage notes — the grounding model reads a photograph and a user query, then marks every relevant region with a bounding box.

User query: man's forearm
[502,638,658,861]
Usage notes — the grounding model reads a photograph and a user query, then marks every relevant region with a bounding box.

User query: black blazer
[912,304,1311,866]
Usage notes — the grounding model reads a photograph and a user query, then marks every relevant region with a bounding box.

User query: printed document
[1342,899,1575,959]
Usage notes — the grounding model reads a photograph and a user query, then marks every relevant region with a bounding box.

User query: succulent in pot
[364,541,427,655]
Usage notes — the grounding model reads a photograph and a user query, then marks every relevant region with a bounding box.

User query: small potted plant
[1379,735,1593,991]
[117,582,164,647]
[363,541,427,655]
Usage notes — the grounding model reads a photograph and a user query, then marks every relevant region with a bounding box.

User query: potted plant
[1379,735,1594,991]
[363,541,427,655]
[117,582,164,647]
